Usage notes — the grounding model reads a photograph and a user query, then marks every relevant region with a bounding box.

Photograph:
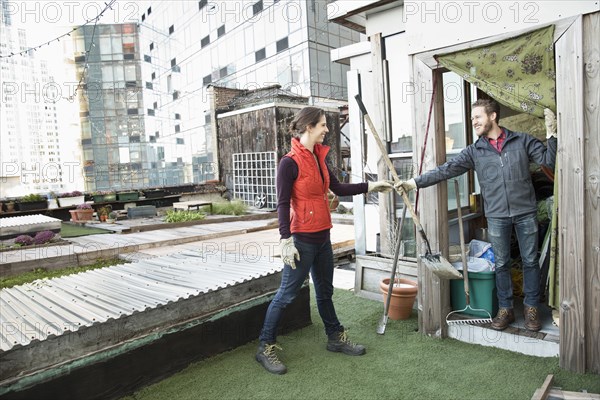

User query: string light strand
[0,0,117,59]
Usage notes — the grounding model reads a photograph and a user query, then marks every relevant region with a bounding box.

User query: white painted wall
[404,0,599,54]
[366,5,406,37]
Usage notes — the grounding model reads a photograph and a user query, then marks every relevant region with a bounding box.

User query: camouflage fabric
[436,25,556,117]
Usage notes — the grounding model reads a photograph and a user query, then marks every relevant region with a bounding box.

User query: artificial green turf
[122,287,600,400]
[60,222,111,237]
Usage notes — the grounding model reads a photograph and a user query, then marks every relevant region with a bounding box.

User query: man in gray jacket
[395,98,557,331]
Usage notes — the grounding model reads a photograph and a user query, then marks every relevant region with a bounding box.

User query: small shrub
[14,235,34,246]
[164,210,206,223]
[98,206,112,216]
[76,203,93,209]
[20,193,46,202]
[212,200,248,216]
[33,231,55,245]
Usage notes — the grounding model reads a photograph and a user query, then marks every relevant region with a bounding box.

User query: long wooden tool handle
[354,95,399,182]
[385,206,408,316]
[354,94,432,254]
[454,179,470,304]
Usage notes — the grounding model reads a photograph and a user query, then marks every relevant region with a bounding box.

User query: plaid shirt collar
[487,128,506,152]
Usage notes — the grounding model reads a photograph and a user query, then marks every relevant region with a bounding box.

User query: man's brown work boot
[524,306,542,332]
[490,308,515,331]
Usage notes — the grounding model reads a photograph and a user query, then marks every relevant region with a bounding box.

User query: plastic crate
[450,270,498,318]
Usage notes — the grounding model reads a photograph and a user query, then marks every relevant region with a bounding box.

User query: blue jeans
[487,212,540,309]
[259,237,343,343]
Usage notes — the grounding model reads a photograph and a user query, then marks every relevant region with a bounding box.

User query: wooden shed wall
[556,11,600,375]
[217,107,278,185]
[275,107,342,172]
[407,11,599,374]
[217,106,342,190]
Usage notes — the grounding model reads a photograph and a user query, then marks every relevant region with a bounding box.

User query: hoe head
[420,253,463,280]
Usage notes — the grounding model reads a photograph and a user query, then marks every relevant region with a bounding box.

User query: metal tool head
[446,318,493,325]
[420,253,463,280]
[446,308,493,326]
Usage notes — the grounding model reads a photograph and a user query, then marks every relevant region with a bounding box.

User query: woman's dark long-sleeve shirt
[277,156,368,243]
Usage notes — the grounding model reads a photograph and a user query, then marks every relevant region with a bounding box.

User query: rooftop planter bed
[142,189,167,199]
[117,191,139,202]
[92,191,116,203]
[57,191,85,207]
[16,194,48,211]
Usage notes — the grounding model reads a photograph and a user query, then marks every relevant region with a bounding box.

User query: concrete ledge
[448,323,559,358]
[126,212,277,233]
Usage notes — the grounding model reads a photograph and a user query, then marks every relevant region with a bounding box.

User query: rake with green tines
[446,180,493,326]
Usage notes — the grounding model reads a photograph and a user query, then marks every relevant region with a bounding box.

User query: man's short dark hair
[472,98,500,123]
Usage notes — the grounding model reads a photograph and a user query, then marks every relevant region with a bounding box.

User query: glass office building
[71,23,159,191]
[139,0,359,183]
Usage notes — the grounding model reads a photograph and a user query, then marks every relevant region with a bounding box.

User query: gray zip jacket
[415,128,557,218]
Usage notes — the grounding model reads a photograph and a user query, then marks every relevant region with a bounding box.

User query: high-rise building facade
[0,0,81,198]
[70,23,156,191]
[139,0,360,183]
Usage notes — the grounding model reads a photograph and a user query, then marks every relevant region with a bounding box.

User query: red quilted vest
[286,138,333,233]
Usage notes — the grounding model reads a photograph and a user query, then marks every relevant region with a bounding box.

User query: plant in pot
[69,203,94,222]
[17,193,48,211]
[57,190,85,207]
[107,210,119,223]
[97,205,112,222]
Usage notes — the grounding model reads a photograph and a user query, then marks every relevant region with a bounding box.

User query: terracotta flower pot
[380,278,418,320]
[69,209,94,222]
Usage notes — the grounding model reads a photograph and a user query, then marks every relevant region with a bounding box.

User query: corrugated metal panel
[0,215,62,239]
[0,215,61,228]
[0,250,282,352]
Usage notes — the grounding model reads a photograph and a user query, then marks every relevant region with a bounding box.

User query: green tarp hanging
[436,25,556,117]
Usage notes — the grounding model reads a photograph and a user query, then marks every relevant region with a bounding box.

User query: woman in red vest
[255,106,393,374]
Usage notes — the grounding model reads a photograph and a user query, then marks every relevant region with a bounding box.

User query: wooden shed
[210,85,342,209]
[330,1,599,374]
